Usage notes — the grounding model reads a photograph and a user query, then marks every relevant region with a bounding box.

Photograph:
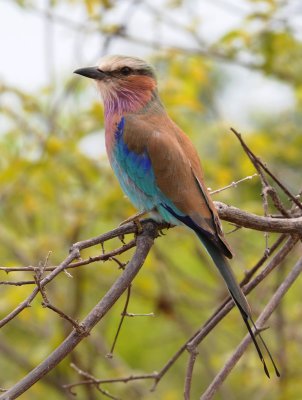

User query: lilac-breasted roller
[74,55,279,377]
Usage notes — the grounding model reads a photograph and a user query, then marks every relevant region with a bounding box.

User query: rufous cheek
[124,75,156,92]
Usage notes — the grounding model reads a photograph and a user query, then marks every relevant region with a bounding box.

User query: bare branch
[210,174,258,195]
[0,240,136,273]
[230,128,302,212]
[42,301,83,333]
[200,256,302,400]
[60,235,298,396]
[108,284,132,357]
[187,236,298,351]
[240,234,287,285]
[0,280,35,286]
[1,202,301,280]
[0,221,159,400]
[0,132,300,398]
[0,204,301,278]
[150,235,298,391]
[215,202,302,234]
[184,349,199,400]
[63,372,158,391]
[0,222,149,329]
[68,364,120,400]
[124,312,155,317]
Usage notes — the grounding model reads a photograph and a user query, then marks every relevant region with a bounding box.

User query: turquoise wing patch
[112,117,184,223]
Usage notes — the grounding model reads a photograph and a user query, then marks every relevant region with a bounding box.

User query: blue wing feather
[111,117,184,224]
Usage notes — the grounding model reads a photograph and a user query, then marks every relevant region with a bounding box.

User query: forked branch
[0,221,159,400]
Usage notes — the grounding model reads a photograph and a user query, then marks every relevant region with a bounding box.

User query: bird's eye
[120,66,132,75]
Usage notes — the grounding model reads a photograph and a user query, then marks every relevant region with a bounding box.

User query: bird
[74,55,279,377]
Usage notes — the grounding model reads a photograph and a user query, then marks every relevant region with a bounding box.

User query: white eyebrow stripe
[97,55,151,72]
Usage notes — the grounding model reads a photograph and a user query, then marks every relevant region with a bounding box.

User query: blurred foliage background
[0,0,302,399]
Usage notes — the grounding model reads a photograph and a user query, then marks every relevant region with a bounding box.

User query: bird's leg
[158,223,174,236]
[119,210,148,226]
[119,210,148,232]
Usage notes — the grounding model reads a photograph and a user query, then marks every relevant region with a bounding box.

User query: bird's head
[74,55,158,117]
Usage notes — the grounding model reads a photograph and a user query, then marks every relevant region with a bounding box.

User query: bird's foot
[119,211,148,234]
[157,222,174,235]
[119,211,147,227]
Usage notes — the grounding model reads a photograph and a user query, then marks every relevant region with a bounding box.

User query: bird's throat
[100,75,157,119]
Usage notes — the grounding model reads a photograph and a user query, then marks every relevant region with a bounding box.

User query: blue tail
[162,204,279,377]
[197,233,280,378]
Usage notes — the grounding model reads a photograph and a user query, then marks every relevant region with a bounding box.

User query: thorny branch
[108,284,132,357]
[0,2,300,398]
[68,363,119,400]
[0,220,160,400]
[0,229,299,399]
[58,236,299,398]
[230,128,302,212]
[210,173,258,195]
[0,212,300,400]
[229,127,302,257]
[0,225,143,328]
[200,256,302,400]
[0,203,301,278]
[0,131,301,399]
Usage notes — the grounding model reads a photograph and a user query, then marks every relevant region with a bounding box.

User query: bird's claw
[133,218,143,234]
[118,211,147,227]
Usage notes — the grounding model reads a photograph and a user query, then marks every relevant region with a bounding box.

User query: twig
[124,312,155,317]
[0,240,136,273]
[214,202,302,234]
[200,256,302,400]
[275,264,287,377]
[108,284,132,357]
[95,386,120,400]
[0,252,74,329]
[200,234,288,324]
[230,128,302,212]
[151,235,298,391]
[58,235,298,396]
[230,128,288,253]
[240,234,287,285]
[0,221,153,329]
[34,253,85,333]
[210,174,258,195]
[0,202,299,396]
[0,221,159,400]
[1,203,301,276]
[0,211,298,398]
[110,256,127,270]
[70,362,97,380]
[187,236,298,351]
[0,280,35,286]
[63,232,292,396]
[66,235,295,395]
[68,363,120,400]
[42,302,84,333]
[63,372,158,390]
[34,252,51,303]
[184,349,199,400]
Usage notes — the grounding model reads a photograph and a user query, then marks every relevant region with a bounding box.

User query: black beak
[73,67,106,80]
